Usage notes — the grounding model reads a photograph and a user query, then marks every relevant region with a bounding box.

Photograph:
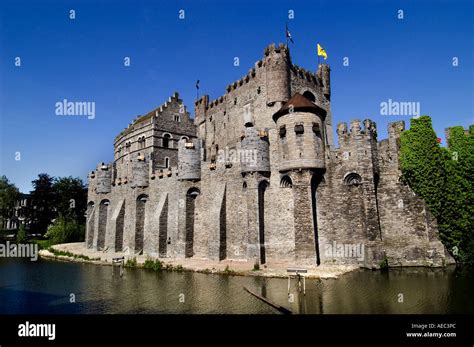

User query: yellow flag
[317,43,327,60]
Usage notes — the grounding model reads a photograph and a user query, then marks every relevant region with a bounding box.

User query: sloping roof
[272,93,326,122]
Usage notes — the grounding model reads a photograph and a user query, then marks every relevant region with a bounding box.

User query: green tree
[53,176,88,224]
[0,176,20,228]
[30,173,56,235]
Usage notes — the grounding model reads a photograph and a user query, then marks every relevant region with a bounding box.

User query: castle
[86,43,450,268]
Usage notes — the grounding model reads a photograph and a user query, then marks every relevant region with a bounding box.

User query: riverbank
[39,242,358,279]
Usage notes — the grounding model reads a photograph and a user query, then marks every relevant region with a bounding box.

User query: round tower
[273,93,327,172]
[95,163,112,193]
[178,138,201,180]
[240,126,270,173]
[264,43,291,106]
[131,153,149,188]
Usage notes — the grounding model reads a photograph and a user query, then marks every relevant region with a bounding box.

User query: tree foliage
[0,175,20,224]
[44,216,85,245]
[29,174,87,235]
[400,116,474,263]
[53,176,87,224]
[30,174,56,234]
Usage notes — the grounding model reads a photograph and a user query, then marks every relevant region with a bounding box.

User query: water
[0,258,472,314]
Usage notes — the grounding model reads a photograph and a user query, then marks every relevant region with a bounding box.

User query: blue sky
[1,0,473,193]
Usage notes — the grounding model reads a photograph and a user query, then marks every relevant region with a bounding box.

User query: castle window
[165,157,170,168]
[234,98,237,105]
[295,124,304,135]
[243,103,253,127]
[138,136,145,149]
[279,125,286,138]
[344,173,362,186]
[280,175,293,188]
[257,86,261,94]
[303,91,316,103]
[125,141,131,153]
[174,115,181,122]
[312,123,322,138]
[162,133,171,148]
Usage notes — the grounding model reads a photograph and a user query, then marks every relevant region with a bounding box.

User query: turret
[178,138,201,180]
[240,127,270,173]
[131,152,149,188]
[273,93,327,172]
[95,162,112,193]
[263,43,291,106]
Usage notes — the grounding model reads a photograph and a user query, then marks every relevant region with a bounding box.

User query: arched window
[303,91,316,102]
[344,172,362,186]
[137,194,148,202]
[164,157,170,168]
[280,175,293,188]
[185,187,201,258]
[162,133,171,148]
[138,136,145,149]
[125,141,131,153]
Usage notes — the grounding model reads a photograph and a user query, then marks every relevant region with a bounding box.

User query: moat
[0,258,472,314]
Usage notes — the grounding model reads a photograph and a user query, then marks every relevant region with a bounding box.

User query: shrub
[125,257,137,268]
[44,217,85,245]
[144,258,163,271]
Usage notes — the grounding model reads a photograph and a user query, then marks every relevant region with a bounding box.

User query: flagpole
[317,42,320,67]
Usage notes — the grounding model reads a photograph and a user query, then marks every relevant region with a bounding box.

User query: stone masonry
[86,43,451,268]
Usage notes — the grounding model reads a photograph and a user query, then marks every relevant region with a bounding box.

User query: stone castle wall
[85,43,450,268]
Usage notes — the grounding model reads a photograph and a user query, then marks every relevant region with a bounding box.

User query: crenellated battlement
[387,120,405,137]
[263,42,289,56]
[193,42,293,116]
[336,118,378,143]
[291,64,319,84]
[115,92,183,142]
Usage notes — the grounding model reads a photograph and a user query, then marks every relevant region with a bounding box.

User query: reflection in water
[0,258,472,314]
